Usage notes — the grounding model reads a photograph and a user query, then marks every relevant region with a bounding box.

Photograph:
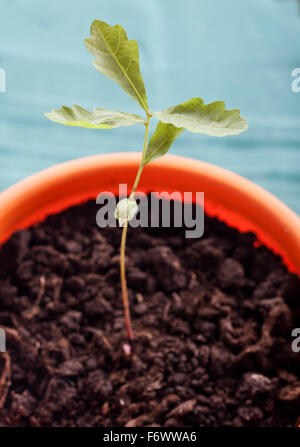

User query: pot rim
[0,152,300,274]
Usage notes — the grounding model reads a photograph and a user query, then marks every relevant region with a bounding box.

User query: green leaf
[45,105,144,129]
[84,20,148,112]
[143,121,184,165]
[154,98,248,137]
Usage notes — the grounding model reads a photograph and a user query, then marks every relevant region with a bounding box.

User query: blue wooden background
[0,0,300,213]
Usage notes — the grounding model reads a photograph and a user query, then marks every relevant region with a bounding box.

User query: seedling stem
[120,113,151,339]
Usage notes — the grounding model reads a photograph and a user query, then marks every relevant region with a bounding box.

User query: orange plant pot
[0,152,300,275]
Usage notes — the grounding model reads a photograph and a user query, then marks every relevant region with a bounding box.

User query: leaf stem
[119,113,151,340]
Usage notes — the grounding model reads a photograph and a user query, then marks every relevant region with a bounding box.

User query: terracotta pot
[0,152,300,274]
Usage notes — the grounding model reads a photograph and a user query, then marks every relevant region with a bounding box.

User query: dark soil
[0,197,300,427]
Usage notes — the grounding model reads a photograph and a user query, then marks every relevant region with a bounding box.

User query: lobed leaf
[84,20,148,112]
[154,98,248,137]
[143,121,183,165]
[45,105,144,129]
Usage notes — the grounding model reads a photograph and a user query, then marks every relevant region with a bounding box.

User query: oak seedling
[45,19,248,340]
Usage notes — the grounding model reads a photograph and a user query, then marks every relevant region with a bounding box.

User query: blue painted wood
[0,0,299,213]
